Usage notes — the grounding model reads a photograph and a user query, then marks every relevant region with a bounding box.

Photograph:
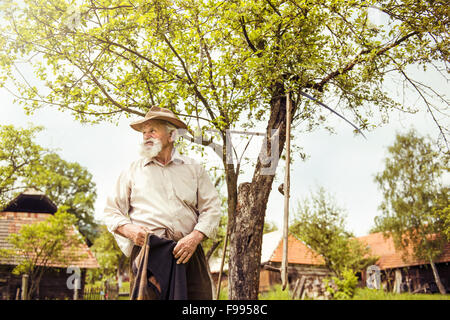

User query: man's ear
[169,129,178,142]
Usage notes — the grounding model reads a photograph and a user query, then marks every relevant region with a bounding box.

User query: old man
[98,106,221,299]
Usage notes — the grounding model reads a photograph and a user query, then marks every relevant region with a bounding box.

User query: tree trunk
[228,83,292,299]
[215,141,238,298]
[205,240,221,262]
[228,182,268,299]
[429,258,446,294]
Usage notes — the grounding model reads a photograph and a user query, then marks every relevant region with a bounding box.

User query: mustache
[140,137,162,159]
[142,138,161,145]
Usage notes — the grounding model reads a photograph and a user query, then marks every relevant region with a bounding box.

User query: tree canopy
[373,129,449,293]
[373,129,449,261]
[0,0,447,140]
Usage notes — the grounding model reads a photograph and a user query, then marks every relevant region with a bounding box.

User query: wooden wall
[0,265,87,300]
[210,263,333,295]
[361,262,450,293]
[260,262,332,292]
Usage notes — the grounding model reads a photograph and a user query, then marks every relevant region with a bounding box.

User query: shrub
[325,268,358,300]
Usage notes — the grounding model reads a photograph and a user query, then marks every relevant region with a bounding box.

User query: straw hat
[130,106,187,132]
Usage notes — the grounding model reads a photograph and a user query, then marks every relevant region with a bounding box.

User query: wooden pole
[215,228,229,299]
[281,92,291,290]
[21,274,29,300]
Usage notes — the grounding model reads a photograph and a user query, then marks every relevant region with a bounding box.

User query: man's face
[142,120,171,147]
[139,120,172,159]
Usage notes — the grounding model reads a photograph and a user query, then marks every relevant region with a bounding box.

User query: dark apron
[129,240,213,300]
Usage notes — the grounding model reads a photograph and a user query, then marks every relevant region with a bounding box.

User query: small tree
[290,187,377,277]
[374,130,449,294]
[0,208,86,300]
[88,226,129,284]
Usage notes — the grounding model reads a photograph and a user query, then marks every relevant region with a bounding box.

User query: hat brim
[130,115,187,132]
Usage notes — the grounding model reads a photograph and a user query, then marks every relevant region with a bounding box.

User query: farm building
[0,189,99,300]
[210,230,450,297]
[357,232,450,293]
[209,231,332,298]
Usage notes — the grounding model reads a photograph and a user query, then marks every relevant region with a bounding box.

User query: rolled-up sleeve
[194,165,222,240]
[96,168,135,256]
[97,169,133,233]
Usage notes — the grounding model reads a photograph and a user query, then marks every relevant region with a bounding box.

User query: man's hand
[115,224,151,247]
[173,230,205,264]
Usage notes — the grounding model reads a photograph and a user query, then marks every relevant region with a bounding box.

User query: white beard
[139,138,163,159]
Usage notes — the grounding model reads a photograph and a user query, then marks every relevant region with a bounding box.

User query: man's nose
[143,132,152,140]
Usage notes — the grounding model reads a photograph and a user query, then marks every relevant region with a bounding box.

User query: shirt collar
[143,148,184,167]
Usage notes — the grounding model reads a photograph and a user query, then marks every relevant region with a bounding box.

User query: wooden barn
[0,189,99,300]
[259,231,331,292]
[209,231,332,297]
[357,232,450,293]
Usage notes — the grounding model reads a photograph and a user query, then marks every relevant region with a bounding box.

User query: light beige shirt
[99,149,221,257]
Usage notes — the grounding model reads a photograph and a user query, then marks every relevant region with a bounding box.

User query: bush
[325,268,358,300]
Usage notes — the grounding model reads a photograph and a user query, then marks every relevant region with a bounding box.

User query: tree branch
[265,0,282,16]
[160,32,218,122]
[92,36,184,81]
[313,31,419,92]
[85,68,145,117]
[396,66,449,150]
[205,240,222,261]
[240,17,259,55]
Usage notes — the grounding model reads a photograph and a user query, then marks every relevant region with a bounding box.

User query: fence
[83,282,120,300]
[83,287,103,300]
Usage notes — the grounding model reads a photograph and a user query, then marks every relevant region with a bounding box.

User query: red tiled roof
[0,211,99,269]
[269,234,325,265]
[356,232,450,270]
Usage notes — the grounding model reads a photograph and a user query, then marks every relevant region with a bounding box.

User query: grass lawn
[259,285,291,300]
[119,281,130,294]
[257,285,450,300]
[352,288,450,300]
[87,282,449,300]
